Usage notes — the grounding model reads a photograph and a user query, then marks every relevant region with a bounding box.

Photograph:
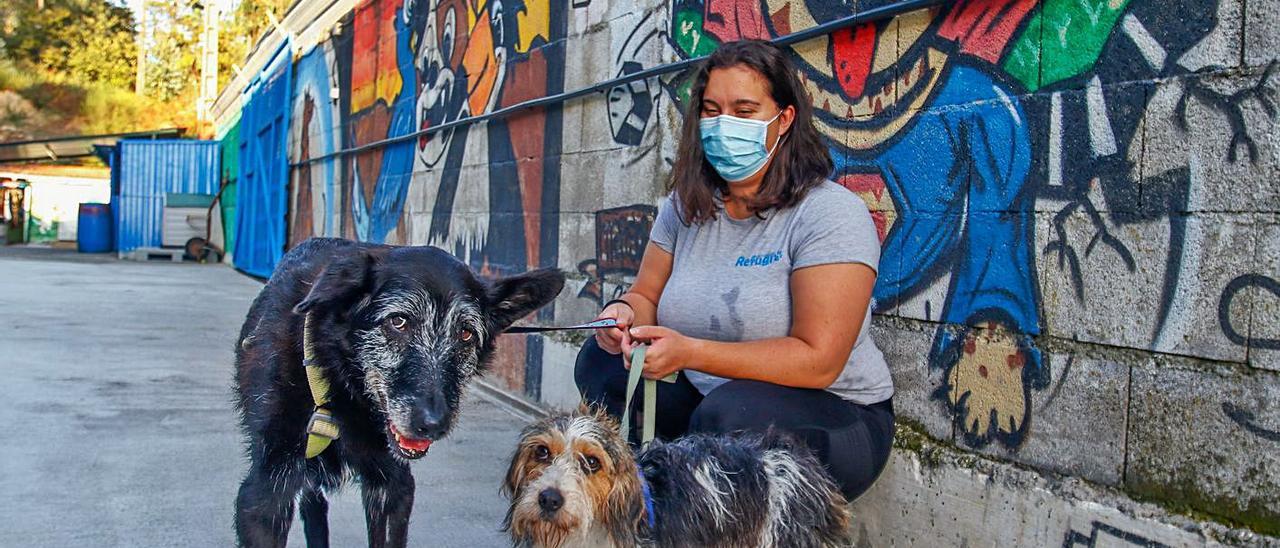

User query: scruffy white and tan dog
[502,408,850,548]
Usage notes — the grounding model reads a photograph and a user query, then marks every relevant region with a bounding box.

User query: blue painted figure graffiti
[837,61,1048,445]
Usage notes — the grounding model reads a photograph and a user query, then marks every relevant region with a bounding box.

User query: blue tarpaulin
[234,43,292,279]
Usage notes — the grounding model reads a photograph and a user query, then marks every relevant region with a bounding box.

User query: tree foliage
[218,0,292,90]
[0,0,292,141]
[1,0,138,90]
[0,0,193,141]
[140,1,202,102]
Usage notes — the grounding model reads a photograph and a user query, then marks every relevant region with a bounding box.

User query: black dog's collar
[303,314,340,458]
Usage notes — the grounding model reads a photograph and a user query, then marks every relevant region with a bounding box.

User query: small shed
[104,139,221,257]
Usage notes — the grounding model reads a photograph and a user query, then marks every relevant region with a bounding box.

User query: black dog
[233,238,564,547]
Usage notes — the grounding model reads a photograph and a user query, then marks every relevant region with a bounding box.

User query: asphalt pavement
[0,247,528,546]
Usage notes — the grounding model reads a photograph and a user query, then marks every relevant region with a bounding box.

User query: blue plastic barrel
[77,203,113,253]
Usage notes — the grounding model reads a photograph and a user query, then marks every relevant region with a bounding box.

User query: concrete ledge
[475,371,1277,546]
[852,428,1279,547]
[472,377,550,423]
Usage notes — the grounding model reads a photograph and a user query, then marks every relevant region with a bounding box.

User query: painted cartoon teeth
[801,51,930,121]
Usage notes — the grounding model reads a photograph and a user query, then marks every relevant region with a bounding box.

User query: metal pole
[197,1,220,132]
[135,0,148,95]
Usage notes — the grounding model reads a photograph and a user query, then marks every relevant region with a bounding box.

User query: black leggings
[574,337,895,501]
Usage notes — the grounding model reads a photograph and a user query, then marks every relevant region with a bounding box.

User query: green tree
[0,0,296,139]
[140,0,201,102]
[0,1,193,140]
[0,0,137,90]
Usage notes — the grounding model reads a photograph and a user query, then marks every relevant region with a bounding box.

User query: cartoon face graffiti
[764,4,945,148]
[412,0,508,169]
[413,0,465,168]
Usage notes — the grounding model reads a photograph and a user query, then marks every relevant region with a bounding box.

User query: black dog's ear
[486,268,566,331]
[293,250,380,315]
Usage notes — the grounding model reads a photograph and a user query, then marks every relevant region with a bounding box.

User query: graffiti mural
[599,0,1280,448]
[338,0,417,244]
[405,0,507,260]
[272,0,1276,453]
[283,0,568,272]
[235,0,1280,533]
[576,205,658,305]
[399,0,566,276]
[288,43,341,246]
[283,0,568,397]
[649,0,1049,447]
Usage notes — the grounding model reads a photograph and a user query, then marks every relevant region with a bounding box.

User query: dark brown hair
[669,40,833,223]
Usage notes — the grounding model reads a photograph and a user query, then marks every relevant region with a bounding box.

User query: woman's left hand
[624,325,694,380]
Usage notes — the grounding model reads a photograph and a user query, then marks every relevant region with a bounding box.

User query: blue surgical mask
[699,112,783,182]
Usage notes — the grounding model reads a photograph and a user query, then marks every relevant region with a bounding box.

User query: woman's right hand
[594,300,634,355]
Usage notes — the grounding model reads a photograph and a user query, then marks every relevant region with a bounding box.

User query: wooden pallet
[126,247,185,262]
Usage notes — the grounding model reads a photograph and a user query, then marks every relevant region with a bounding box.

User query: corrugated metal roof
[0,129,180,164]
[113,139,221,254]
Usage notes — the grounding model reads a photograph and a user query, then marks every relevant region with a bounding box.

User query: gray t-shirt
[649,180,893,405]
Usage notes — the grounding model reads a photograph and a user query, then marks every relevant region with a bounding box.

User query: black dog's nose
[537,488,564,513]
[408,407,447,440]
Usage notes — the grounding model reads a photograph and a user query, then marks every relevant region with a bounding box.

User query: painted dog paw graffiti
[943,322,1037,442]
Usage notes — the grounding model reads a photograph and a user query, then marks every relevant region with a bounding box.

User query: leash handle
[619,345,676,447]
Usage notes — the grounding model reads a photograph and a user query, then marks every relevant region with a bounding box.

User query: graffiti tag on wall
[577,205,658,305]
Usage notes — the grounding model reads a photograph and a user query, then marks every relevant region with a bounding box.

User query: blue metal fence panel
[113,139,221,254]
[234,43,292,279]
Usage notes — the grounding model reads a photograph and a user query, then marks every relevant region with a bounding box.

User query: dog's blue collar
[637,468,656,529]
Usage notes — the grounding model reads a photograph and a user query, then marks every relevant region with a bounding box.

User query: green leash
[619,345,677,446]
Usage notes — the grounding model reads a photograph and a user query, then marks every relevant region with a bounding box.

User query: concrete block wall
[233,0,1279,542]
